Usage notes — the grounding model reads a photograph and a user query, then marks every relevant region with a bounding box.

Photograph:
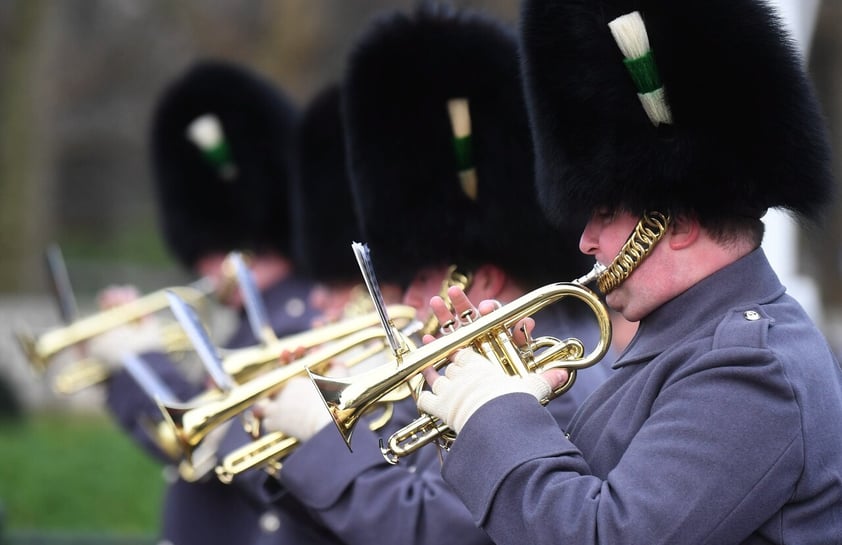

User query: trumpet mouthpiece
[575,263,607,286]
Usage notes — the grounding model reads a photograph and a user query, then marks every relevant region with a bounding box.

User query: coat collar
[613,249,785,368]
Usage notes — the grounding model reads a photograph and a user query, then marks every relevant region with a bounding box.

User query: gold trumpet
[15,281,215,394]
[214,338,405,483]
[218,305,416,383]
[212,267,469,482]
[157,325,417,467]
[169,304,417,483]
[307,264,612,462]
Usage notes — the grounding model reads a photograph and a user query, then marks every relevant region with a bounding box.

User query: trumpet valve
[215,432,298,484]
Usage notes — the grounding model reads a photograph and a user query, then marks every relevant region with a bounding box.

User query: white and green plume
[608,11,673,127]
[447,98,478,201]
[186,113,238,180]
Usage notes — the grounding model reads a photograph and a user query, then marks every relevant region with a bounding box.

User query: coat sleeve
[275,399,498,545]
[104,351,203,463]
[441,348,804,545]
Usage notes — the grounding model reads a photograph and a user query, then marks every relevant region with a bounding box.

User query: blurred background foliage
[0,0,840,539]
[0,0,525,295]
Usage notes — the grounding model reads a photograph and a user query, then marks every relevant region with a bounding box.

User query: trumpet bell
[14,284,212,394]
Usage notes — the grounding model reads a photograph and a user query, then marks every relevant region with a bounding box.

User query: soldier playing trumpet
[255,5,625,545]
[88,60,319,545]
[416,1,842,544]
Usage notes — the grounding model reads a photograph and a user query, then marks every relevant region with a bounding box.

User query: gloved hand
[86,318,165,371]
[417,349,552,434]
[258,365,347,442]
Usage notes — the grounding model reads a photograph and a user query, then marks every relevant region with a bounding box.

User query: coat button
[161,465,180,484]
[744,311,761,321]
[260,512,281,533]
[285,298,306,317]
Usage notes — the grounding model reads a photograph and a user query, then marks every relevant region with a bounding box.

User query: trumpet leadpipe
[219,304,417,383]
[22,285,210,370]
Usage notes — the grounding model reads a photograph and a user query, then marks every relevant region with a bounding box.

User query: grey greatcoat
[267,303,615,545]
[106,275,323,545]
[442,249,842,545]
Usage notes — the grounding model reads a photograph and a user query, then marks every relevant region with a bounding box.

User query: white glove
[86,319,165,371]
[417,349,552,434]
[259,376,334,442]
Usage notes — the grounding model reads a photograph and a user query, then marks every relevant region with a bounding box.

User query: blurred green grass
[58,222,172,267]
[0,412,165,533]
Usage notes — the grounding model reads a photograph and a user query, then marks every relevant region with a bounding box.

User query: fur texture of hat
[289,84,362,283]
[344,2,591,287]
[520,0,835,228]
[150,60,297,270]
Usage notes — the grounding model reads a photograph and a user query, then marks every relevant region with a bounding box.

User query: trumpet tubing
[157,326,406,463]
[19,285,210,371]
[51,357,111,395]
[381,337,586,462]
[216,431,298,483]
[15,284,213,395]
[308,265,612,461]
[215,393,401,482]
[220,305,417,383]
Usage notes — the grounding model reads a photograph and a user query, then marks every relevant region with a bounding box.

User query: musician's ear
[467,264,507,301]
[667,213,700,251]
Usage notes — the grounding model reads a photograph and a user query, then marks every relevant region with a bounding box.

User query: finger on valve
[446,286,483,327]
[429,296,456,336]
[511,317,536,347]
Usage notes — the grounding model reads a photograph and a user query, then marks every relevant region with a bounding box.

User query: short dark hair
[700,215,765,249]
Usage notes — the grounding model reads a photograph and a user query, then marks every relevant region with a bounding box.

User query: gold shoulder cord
[598,211,671,294]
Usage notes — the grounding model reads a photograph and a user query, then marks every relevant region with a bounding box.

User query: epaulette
[712,306,773,350]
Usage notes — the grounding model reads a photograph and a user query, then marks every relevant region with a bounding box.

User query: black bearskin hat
[520,0,835,228]
[150,60,297,270]
[289,84,361,283]
[344,2,590,287]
